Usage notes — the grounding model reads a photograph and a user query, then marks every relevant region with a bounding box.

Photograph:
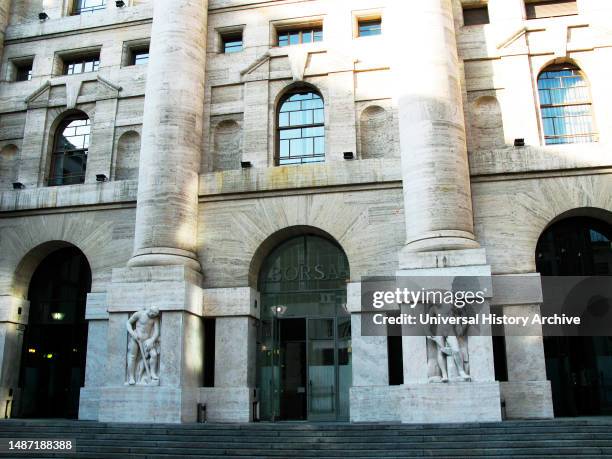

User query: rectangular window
[463,6,490,25]
[526,0,578,19]
[358,18,382,37]
[13,61,33,82]
[63,54,100,75]
[278,27,323,47]
[72,0,106,15]
[132,50,149,66]
[222,32,243,53]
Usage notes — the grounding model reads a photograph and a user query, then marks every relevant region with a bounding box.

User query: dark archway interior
[17,247,91,418]
[537,216,612,416]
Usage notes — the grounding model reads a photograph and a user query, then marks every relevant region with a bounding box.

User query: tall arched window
[277,90,325,165]
[49,115,90,186]
[537,64,597,145]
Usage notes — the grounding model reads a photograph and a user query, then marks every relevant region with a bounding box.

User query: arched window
[49,115,90,186]
[537,64,597,145]
[277,90,324,165]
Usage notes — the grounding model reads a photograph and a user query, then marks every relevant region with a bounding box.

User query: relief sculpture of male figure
[126,307,160,385]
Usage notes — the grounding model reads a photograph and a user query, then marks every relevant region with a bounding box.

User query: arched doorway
[536,216,612,416]
[17,246,91,418]
[256,235,350,421]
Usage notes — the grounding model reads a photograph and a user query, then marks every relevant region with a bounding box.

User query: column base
[98,386,200,423]
[401,382,502,424]
[500,381,554,419]
[199,387,254,422]
[403,231,480,254]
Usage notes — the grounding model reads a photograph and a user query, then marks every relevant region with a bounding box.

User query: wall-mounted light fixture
[514,138,525,147]
[343,151,355,160]
[115,0,126,7]
[38,12,49,20]
[12,182,25,190]
[96,174,108,182]
[241,161,252,169]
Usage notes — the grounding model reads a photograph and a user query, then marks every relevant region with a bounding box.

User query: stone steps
[0,419,611,458]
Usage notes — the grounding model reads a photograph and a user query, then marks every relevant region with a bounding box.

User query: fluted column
[129,0,207,271]
[392,0,479,254]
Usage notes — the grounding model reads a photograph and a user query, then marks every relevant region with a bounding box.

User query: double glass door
[258,313,351,421]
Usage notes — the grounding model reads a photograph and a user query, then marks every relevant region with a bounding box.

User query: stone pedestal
[396,249,502,424]
[96,265,204,423]
[401,382,501,424]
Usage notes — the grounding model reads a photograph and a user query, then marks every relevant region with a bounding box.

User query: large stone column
[128,0,208,272]
[392,0,479,255]
[96,0,208,423]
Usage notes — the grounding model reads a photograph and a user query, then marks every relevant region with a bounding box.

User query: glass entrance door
[256,235,351,422]
[307,318,336,420]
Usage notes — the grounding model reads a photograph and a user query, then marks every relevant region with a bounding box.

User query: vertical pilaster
[129,0,208,271]
[0,1,10,63]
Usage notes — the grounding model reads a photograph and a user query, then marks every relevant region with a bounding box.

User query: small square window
[463,6,490,26]
[358,18,382,37]
[222,32,243,53]
[127,46,149,66]
[525,0,578,19]
[14,62,33,81]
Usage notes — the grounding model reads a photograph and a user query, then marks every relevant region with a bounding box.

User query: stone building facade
[0,0,610,424]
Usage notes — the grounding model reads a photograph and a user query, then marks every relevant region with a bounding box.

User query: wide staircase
[0,418,611,458]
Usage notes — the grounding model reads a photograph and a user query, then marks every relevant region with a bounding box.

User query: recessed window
[49,115,90,186]
[537,64,597,145]
[526,0,578,19]
[63,54,100,75]
[358,18,382,37]
[222,32,243,53]
[11,58,34,82]
[463,6,490,26]
[277,90,325,165]
[132,49,149,66]
[278,27,323,47]
[72,0,106,15]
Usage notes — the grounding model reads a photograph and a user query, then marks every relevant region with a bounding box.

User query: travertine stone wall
[129,0,208,271]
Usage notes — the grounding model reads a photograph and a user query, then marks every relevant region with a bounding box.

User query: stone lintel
[202,287,260,319]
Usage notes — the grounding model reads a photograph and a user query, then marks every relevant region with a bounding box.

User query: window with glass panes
[132,49,149,65]
[358,19,382,37]
[15,63,33,81]
[278,27,323,47]
[49,116,90,186]
[537,65,597,145]
[73,0,106,14]
[222,33,243,53]
[277,91,325,165]
[64,55,100,75]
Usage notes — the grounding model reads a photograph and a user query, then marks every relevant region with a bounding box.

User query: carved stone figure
[126,307,160,386]
[426,295,471,383]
